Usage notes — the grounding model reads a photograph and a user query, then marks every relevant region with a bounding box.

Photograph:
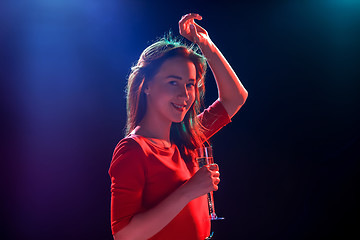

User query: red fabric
[109,100,231,239]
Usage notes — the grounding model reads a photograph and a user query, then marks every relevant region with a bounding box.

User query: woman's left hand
[179,13,211,47]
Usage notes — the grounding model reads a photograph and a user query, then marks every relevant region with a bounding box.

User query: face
[145,56,197,124]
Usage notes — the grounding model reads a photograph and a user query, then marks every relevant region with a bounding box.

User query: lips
[171,103,186,112]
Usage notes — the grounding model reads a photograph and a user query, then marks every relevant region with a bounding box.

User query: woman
[109,13,248,240]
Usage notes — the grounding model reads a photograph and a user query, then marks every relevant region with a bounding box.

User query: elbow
[219,89,248,118]
[113,229,132,240]
[237,90,248,107]
[243,90,248,104]
[113,231,124,240]
[113,232,132,240]
[113,225,145,240]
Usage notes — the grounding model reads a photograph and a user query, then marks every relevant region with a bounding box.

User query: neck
[133,116,172,143]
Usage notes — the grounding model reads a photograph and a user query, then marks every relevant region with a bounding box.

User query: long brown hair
[125,35,208,162]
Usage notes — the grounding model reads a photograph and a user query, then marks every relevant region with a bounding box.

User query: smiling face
[144,56,197,124]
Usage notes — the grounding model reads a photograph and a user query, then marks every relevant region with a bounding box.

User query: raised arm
[179,13,248,118]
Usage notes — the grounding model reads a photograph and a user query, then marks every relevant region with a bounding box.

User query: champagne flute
[196,146,224,220]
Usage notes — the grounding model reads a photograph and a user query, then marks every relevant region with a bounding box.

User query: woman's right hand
[182,164,220,200]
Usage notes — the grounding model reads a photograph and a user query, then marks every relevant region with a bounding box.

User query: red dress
[109,100,231,239]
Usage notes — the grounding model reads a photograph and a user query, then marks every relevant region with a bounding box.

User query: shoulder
[198,100,231,126]
[109,136,148,176]
[113,136,143,157]
[198,99,231,121]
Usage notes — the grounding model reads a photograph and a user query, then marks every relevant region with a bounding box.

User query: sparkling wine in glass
[196,146,224,220]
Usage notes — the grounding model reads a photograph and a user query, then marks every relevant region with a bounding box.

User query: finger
[179,19,192,37]
[212,171,220,178]
[209,164,219,171]
[180,13,202,22]
[203,165,212,174]
[189,24,198,42]
[179,13,202,26]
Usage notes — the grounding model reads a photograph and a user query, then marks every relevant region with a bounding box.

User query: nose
[177,85,189,100]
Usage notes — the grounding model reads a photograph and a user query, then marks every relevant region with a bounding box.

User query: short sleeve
[197,100,232,139]
[108,138,147,235]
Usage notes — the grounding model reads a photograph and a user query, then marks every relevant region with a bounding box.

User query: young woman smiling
[109,13,248,240]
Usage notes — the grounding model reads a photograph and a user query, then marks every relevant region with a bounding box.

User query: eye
[186,83,195,88]
[169,81,177,86]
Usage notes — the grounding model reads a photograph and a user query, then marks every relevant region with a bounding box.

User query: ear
[143,82,151,95]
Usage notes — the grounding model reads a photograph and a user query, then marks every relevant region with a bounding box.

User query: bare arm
[179,13,248,118]
[113,164,220,240]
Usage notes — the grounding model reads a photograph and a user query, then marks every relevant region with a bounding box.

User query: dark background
[1,0,359,239]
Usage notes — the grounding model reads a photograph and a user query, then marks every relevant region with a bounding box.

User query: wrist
[198,39,216,58]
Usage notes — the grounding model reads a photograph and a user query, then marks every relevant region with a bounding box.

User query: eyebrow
[166,75,196,82]
[166,75,182,80]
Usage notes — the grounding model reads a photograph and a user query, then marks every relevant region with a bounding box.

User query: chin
[172,118,184,123]
[171,115,186,123]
